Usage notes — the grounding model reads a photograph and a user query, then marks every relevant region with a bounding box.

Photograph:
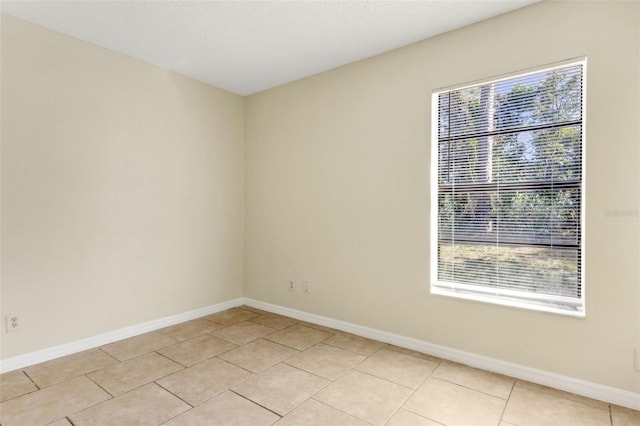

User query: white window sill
[431,284,585,318]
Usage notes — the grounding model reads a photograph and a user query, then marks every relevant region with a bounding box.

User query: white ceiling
[1,0,539,96]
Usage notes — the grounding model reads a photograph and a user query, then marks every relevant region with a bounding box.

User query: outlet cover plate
[5,314,21,333]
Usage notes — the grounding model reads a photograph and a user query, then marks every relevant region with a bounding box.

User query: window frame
[429,58,587,317]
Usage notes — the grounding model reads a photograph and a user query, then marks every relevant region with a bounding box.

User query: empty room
[1,0,639,425]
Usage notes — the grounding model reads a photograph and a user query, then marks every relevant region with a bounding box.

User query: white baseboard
[0,298,245,373]
[243,298,640,411]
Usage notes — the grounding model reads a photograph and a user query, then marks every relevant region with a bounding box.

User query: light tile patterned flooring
[1,306,638,426]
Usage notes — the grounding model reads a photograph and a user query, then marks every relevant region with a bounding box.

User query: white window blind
[431,59,585,316]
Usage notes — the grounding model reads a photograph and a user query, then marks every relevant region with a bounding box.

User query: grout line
[396,362,447,425]
[288,342,365,383]
[279,361,335,384]
[160,356,190,370]
[349,367,416,393]
[400,405,448,426]
[21,369,41,390]
[96,347,122,363]
[63,375,117,423]
[429,375,511,401]
[215,354,260,376]
[84,373,116,398]
[153,351,188,370]
[381,389,413,425]
[314,347,425,426]
[253,336,305,354]
[0,370,41,403]
[310,397,378,426]
[609,404,613,426]
[153,380,195,409]
[228,389,283,418]
[382,343,445,363]
[498,379,517,424]
[516,380,613,412]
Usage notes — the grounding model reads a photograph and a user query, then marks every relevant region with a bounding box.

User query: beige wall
[245,0,640,393]
[1,15,245,358]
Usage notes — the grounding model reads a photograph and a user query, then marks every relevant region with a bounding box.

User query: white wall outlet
[288,280,296,292]
[303,280,311,293]
[635,348,640,372]
[5,314,21,332]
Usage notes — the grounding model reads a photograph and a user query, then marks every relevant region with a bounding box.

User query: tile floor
[1,306,638,426]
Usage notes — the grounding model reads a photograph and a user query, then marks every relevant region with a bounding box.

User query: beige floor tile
[276,398,369,426]
[69,383,189,425]
[516,380,610,410]
[323,332,385,356]
[24,349,118,388]
[296,321,338,334]
[315,370,413,425]
[0,370,38,402]
[251,313,300,330]
[205,307,260,325]
[157,318,224,341]
[233,363,329,416]
[213,321,278,345]
[158,334,236,366]
[46,419,73,426]
[385,409,443,426]
[157,357,252,406]
[100,331,176,361]
[285,343,365,380]
[432,361,514,398]
[164,391,280,426]
[612,405,640,426]
[403,377,506,426]
[87,352,182,396]
[0,376,110,426]
[384,344,444,364]
[219,338,298,373]
[502,383,610,426]
[266,324,333,350]
[356,347,438,389]
[239,305,271,315]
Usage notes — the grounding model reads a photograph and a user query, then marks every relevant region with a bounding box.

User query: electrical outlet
[635,348,640,372]
[303,280,311,293]
[288,280,296,292]
[5,314,21,332]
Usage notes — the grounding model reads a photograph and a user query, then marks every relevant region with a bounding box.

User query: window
[430,59,585,316]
